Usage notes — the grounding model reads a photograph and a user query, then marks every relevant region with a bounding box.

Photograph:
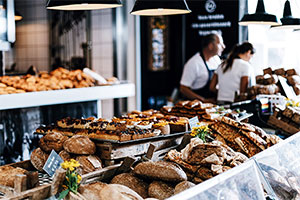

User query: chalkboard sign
[43,150,64,177]
[185,0,239,61]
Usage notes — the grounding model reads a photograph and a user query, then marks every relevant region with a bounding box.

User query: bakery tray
[34,131,190,144]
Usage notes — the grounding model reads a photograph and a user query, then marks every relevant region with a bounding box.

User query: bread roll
[0,166,28,187]
[79,182,107,199]
[58,150,71,161]
[75,155,102,175]
[148,181,174,200]
[30,148,49,171]
[111,173,149,198]
[100,184,143,200]
[134,161,187,182]
[63,135,96,155]
[263,67,272,75]
[39,132,68,153]
[174,181,195,194]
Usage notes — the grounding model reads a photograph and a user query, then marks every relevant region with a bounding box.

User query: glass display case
[169,160,265,200]
[169,132,300,200]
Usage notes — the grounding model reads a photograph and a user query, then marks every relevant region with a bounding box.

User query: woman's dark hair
[221,42,255,73]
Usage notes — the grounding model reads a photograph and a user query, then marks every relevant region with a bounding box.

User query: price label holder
[188,116,200,129]
[43,150,64,177]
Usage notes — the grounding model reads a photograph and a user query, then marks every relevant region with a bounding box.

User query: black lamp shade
[130,0,191,16]
[272,0,300,30]
[47,0,122,10]
[239,0,280,26]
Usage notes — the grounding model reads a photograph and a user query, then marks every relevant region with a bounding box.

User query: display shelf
[0,83,135,117]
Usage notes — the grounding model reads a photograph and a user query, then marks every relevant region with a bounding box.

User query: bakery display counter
[0,82,135,117]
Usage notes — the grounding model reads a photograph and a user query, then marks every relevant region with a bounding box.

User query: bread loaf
[134,161,187,182]
[30,148,49,171]
[99,184,143,200]
[39,132,68,153]
[75,155,102,175]
[63,135,96,154]
[58,150,71,161]
[111,173,149,198]
[79,182,107,199]
[148,181,174,200]
[0,166,28,187]
[174,181,195,194]
[286,69,297,76]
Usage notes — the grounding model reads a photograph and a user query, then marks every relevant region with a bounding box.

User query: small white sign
[188,116,200,129]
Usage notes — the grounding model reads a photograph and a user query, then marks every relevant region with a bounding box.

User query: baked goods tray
[34,131,189,144]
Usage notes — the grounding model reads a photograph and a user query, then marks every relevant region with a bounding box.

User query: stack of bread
[78,160,193,200]
[210,116,281,157]
[268,105,300,135]
[30,133,103,175]
[165,138,248,184]
[36,111,189,142]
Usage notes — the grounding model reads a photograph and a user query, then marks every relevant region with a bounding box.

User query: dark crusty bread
[111,173,149,198]
[263,67,272,75]
[63,135,96,154]
[79,182,107,199]
[148,181,174,200]
[75,155,102,175]
[0,166,28,187]
[39,132,68,153]
[174,181,195,194]
[30,147,49,172]
[58,150,71,161]
[286,69,297,76]
[134,161,187,182]
[100,184,143,200]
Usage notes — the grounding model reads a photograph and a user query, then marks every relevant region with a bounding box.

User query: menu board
[185,0,239,60]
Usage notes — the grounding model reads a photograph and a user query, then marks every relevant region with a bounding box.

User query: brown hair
[221,42,255,73]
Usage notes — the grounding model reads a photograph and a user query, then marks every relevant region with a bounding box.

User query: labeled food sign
[43,150,64,177]
[185,0,239,60]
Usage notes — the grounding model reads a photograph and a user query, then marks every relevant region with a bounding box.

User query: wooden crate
[96,133,185,165]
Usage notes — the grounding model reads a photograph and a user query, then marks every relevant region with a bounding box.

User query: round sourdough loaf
[63,135,96,154]
[30,147,49,171]
[79,182,107,199]
[39,132,68,153]
[111,173,149,198]
[148,181,174,199]
[99,184,143,200]
[134,161,187,182]
[75,155,102,175]
[174,181,195,194]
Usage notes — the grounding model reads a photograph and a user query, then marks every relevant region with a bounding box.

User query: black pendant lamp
[15,11,23,21]
[272,0,300,29]
[130,0,191,16]
[239,0,280,26]
[46,0,122,10]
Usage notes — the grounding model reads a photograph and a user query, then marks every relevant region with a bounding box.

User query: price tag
[43,150,64,177]
[188,116,200,129]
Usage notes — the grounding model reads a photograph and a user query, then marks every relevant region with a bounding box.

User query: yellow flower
[71,173,76,177]
[62,184,68,190]
[66,177,69,182]
[77,175,82,184]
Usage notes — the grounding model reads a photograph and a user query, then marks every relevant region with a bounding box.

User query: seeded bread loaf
[148,181,174,200]
[39,132,68,153]
[30,147,49,172]
[111,173,149,198]
[0,166,28,187]
[134,161,187,182]
[63,135,96,155]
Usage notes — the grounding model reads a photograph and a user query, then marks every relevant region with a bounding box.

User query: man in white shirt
[180,33,225,103]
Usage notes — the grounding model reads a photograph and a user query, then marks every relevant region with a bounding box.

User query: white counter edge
[0,83,135,110]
